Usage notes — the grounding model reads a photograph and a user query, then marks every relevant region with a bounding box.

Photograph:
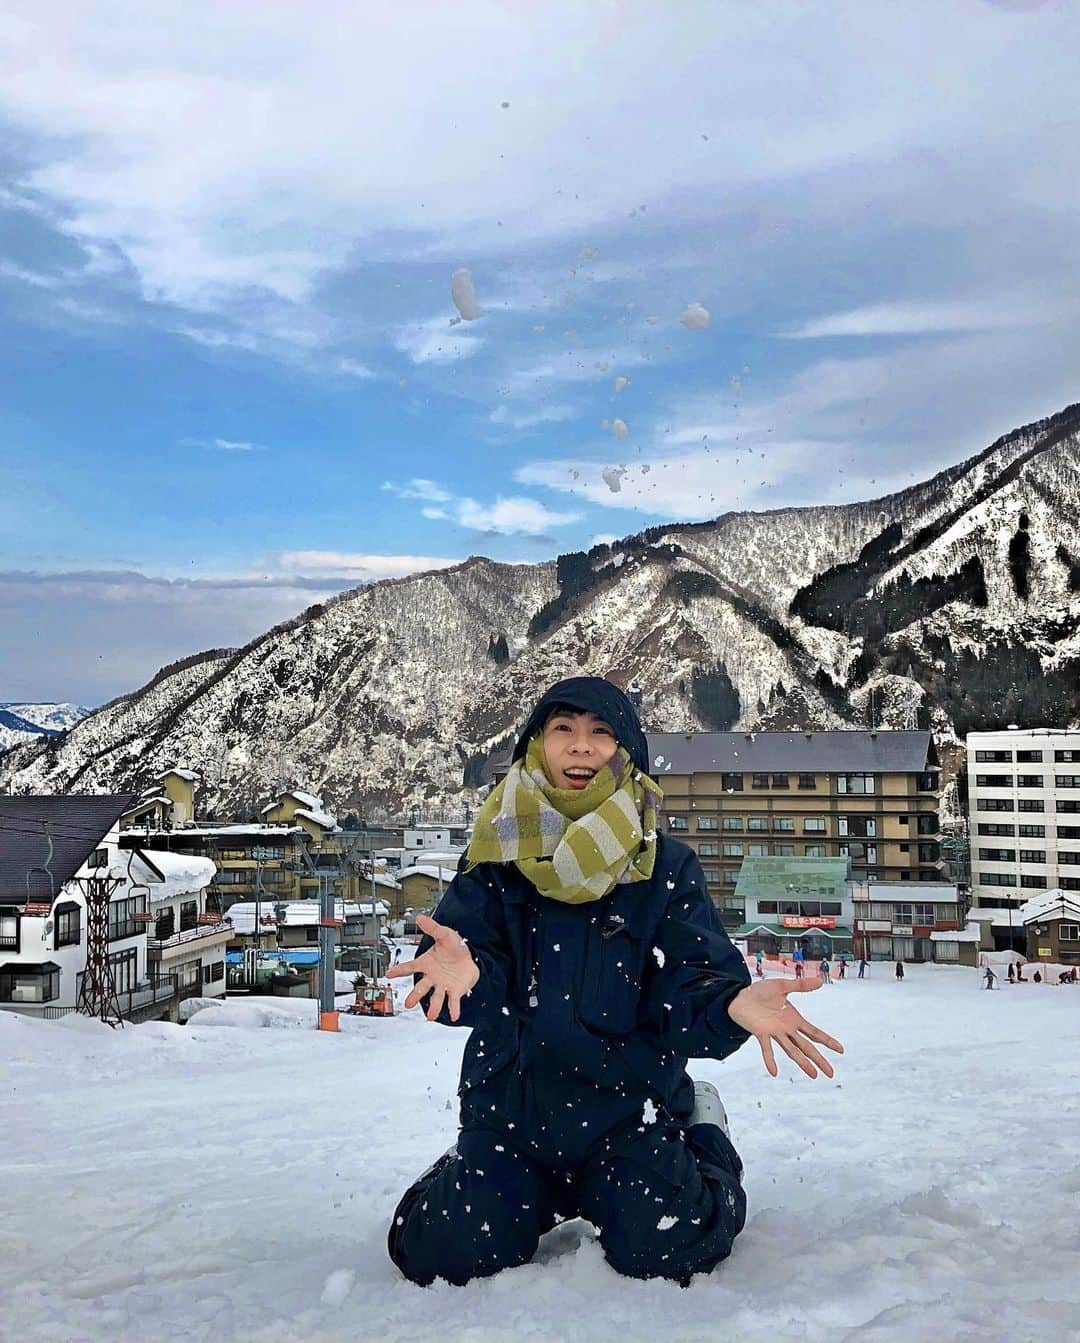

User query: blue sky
[1,0,1078,704]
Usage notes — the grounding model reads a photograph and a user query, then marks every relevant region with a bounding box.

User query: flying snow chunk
[450,268,484,321]
[602,466,627,494]
[657,1215,678,1231]
[652,946,666,968]
[614,376,631,393]
[680,302,710,331]
[608,418,629,441]
[642,1098,658,1125]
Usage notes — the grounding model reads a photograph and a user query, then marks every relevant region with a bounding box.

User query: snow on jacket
[414,832,752,1151]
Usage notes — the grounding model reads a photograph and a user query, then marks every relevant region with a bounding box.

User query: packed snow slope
[2,404,1079,813]
[2,962,1077,1343]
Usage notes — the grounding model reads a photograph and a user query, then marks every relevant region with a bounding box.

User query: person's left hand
[727,976,844,1079]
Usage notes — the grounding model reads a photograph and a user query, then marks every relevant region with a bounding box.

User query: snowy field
[2,961,1078,1343]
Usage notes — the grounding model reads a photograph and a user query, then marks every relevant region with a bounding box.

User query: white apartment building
[966,727,1080,911]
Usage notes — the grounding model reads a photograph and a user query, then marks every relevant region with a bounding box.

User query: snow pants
[387,1118,746,1288]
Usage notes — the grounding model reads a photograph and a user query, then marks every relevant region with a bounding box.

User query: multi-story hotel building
[646,729,942,928]
[966,727,1080,911]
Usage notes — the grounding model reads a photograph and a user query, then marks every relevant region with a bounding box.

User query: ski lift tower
[74,873,124,1027]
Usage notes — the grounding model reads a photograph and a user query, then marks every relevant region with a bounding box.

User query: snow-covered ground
[2,960,1078,1343]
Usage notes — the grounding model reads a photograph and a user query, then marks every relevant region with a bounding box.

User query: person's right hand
[385,913,480,1022]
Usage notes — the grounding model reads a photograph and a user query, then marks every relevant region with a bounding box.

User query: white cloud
[381,478,454,504]
[394,315,484,365]
[780,298,1059,340]
[489,403,576,430]
[212,437,264,452]
[455,494,579,534]
[273,550,458,580]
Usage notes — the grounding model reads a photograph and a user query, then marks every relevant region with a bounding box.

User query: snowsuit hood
[511,676,650,776]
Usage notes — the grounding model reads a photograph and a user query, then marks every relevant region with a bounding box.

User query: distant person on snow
[837,958,847,980]
[895,960,905,981]
[984,966,996,990]
[820,957,832,985]
[755,949,764,978]
[858,957,868,979]
[1007,962,1015,984]
[386,676,844,1288]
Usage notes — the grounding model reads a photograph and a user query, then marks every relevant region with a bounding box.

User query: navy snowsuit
[387,834,753,1286]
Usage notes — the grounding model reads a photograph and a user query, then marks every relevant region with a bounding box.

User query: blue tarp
[224,949,321,966]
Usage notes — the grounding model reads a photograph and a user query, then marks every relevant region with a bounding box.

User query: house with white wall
[124,848,228,1003]
[0,794,175,1018]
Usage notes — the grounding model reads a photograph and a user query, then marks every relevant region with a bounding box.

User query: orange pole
[319,1010,340,1032]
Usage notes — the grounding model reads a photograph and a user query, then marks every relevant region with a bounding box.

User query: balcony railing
[0,973,177,1019]
[147,923,232,951]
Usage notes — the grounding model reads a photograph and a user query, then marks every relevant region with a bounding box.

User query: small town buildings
[0,794,176,1020]
[646,729,943,929]
[965,727,1080,914]
[397,863,460,913]
[225,897,391,979]
[851,880,967,962]
[1020,889,1080,967]
[121,768,202,831]
[125,848,229,1004]
[733,856,854,958]
[260,788,340,841]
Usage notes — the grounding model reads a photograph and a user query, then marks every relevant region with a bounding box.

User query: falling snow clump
[680,302,710,330]
[450,268,484,321]
[602,466,628,494]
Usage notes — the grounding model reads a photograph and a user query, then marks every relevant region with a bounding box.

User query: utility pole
[295,833,341,1031]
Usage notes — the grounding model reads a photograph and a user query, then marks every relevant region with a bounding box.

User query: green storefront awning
[733,922,853,940]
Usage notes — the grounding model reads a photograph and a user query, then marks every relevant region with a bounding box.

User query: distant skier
[820,957,832,985]
[895,960,905,981]
[837,958,847,981]
[755,949,764,978]
[983,966,996,990]
[1007,962,1015,984]
[858,957,867,979]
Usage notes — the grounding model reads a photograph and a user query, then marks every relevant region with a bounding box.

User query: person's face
[541,709,619,790]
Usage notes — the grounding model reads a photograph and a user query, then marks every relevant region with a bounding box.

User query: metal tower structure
[74,874,124,1027]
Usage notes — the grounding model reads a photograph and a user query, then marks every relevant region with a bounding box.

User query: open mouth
[562,767,596,787]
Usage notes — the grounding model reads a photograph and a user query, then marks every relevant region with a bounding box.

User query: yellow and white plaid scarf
[465,734,664,904]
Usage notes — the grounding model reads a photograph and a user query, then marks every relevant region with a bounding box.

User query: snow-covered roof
[930,922,984,943]
[110,849,216,897]
[158,767,201,783]
[1017,889,1080,925]
[400,865,459,882]
[293,806,339,831]
[260,789,324,815]
[225,899,388,932]
[966,907,1023,929]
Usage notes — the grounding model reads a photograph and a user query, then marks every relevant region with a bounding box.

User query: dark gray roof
[644,730,937,776]
[0,794,136,906]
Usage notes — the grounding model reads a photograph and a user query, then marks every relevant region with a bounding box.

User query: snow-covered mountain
[0,703,92,753]
[2,405,1078,815]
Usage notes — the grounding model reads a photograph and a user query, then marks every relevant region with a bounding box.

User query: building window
[722,844,744,858]
[980,872,1017,887]
[54,903,81,948]
[721,773,743,792]
[798,774,816,790]
[88,847,109,869]
[757,900,778,914]
[696,816,718,831]
[702,867,721,885]
[916,773,937,792]
[306,927,319,943]
[723,870,739,884]
[108,947,138,994]
[0,962,61,1002]
[916,814,939,835]
[752,773,770,790]
[774,817,795,832]
[837,774,875,794]
[1061,878,1080,891]
[179,900,198,931]
[804,845,826,858]
[1055,750,1080,763]
[0,907,19,952]
[748,844,768,857]
[722,817,742,831]
[978,823,1015,837]
[865,845,878,865]
[1016,750,1043,763]
[699,842,719,857]
[1058,801,1080,814]
[1017,799,1044,813]
[214,869,250,885]
[155,908,175,940]
[935,941,959,962]
[1058,826,1080,839]
[979,848,1015,862]
[1018,824,1045,838]
[1059,850,1080,865]
[260,869,287,884]
[975,750,1012,762]
[210,960,225,981]
[1060,924,1080,941]
[977,799,1013,812]
[1018,850,1046,864]
[775,844,795,856]
[1020,875,1047,889]
[1056,776,1080,789]
[1015,775,1043,788]
[804,818,827,833]
[108,894,147,942]
[667,815,688,831]
[771,774,789,789]
[976,774,1012,787]
[747,818,768,832]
